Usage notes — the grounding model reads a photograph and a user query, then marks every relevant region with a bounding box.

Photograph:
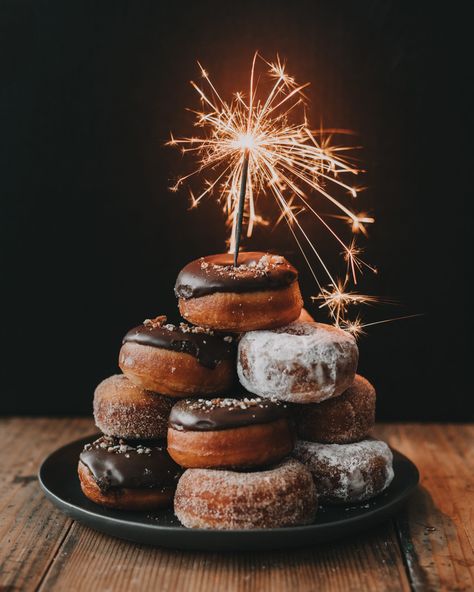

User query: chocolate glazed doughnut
[78,436,182,510]
[119,316,235,397]
[296,375,376,444]
[167,396,294,469]
[175,252,303,331]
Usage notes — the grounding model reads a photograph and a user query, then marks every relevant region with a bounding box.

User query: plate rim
[38,433,419,538]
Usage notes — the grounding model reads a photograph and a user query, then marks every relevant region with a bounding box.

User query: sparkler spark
[341,314,424,338]
[168,53,381,330]
[312,280,380,328]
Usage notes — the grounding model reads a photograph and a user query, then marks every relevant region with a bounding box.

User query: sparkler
[168,53,380,330]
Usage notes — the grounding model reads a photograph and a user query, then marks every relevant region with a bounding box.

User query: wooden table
[0,419,472,592]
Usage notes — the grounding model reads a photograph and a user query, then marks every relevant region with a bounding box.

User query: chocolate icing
[169,397,290,431]
[174,252,298,299]
[122,317,234,369]
[79,436,182,492]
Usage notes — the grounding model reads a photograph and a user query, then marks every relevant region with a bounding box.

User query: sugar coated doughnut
[293,439,394,504]
[174,458,317,529]
[119,316,235,397]
[78,436,182,510]
[93,374,174,440]
[238,321,358,403]
[168,396,294,469]
[296,374,376,443]
[175,252,303,331]
[298,308,315,322]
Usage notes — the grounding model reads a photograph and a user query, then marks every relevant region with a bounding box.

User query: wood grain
[0,420,473,592]
[374,424,474,591]
[38,521,409,592]
[0,418,94,592]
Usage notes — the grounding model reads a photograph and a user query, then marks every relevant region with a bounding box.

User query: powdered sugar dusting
[174,458,317,529]
[293,439,394,504]
[237,321,358,403]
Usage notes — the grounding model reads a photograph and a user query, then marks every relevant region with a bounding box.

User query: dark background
[1,1,471,419]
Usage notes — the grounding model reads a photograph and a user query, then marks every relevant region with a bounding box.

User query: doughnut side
[174,459,317,529]
[167,418,294,469]
[93,375,174,439]
[237,321,358,403]
[296,374,376,443]
[78,461,175,510]
[178,282,303,331]
[293,439,394,504]
[119,343,234,397]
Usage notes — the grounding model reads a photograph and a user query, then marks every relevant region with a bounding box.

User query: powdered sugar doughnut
[296,374,376,443]
[94,375,174,439]
[293,439,394,504]
[174,458,317,529]
[237,321,358,403]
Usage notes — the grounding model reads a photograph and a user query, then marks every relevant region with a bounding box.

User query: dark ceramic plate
[39,435,419,551]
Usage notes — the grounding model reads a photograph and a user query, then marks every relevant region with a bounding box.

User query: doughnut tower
[78,252,394,528]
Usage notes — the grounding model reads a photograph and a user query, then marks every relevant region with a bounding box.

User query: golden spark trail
[168,53,379,328]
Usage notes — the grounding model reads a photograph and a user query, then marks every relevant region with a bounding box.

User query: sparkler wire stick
[233,151,250,266]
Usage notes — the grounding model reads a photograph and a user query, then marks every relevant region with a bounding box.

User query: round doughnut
[237,321,358,403]
[78,435,182,510]
[93,374,174,439]
[298,308,315,322]
[174,252,303,331]
[296,375,376,443]
[119,316,235,397]
[293,439,394,504]
[174,458,317,529]
[167,396,294,469]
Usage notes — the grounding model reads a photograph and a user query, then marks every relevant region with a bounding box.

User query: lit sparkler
[168,53,379,329]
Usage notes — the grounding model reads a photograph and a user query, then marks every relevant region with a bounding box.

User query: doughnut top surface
[122,316,234,369]
[79,436,182,492]
[169,396,290,431]
[174,252,298,299]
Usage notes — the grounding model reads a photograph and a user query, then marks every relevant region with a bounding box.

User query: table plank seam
[393,515,423,592]
[34,519,75,592]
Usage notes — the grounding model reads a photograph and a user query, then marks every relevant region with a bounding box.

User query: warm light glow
[235,133,256,151]
[168,53,381,330]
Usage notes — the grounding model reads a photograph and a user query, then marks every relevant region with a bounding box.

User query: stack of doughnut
[78,251,394,528]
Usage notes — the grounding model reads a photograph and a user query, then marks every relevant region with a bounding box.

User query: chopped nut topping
[143,315,167,328]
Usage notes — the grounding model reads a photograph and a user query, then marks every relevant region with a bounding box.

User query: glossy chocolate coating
[174,252,298,299]
[79,436,182,492]
[122,319,234,369]
[169,397,290,432]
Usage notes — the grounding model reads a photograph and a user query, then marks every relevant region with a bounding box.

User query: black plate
[39,435,419,551]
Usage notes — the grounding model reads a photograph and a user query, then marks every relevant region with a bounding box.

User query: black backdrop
[1,1,471,419]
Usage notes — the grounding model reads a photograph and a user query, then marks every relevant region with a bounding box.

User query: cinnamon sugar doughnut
[174,458,317,529]
[293,439,394,504]
[296,375,376,443]
[167,396,294,469]
[298,308,315,322]
[78,436,182,510]
[238,321,358,403]
[93,375,174,440]
[175,252,303,331]
[119,316,235,397]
